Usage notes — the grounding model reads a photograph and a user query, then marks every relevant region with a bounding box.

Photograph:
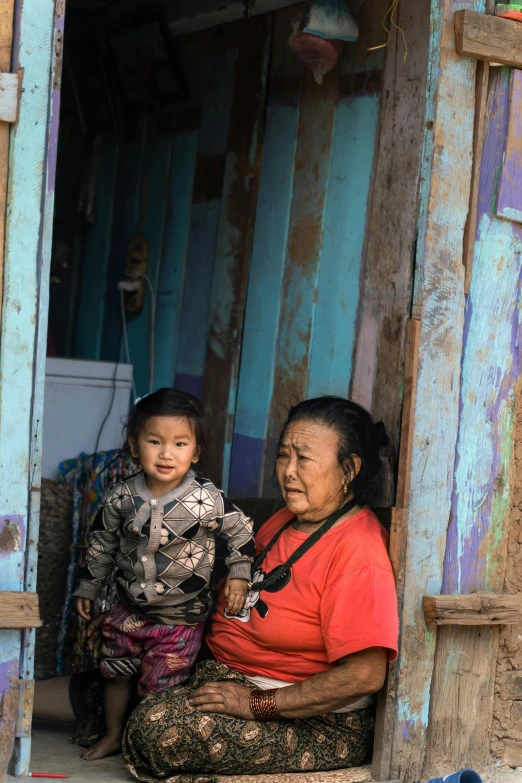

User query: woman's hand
[224,578,250,616]
[76,597,92,621]
[188,681,255,720]
[86,612,107,659]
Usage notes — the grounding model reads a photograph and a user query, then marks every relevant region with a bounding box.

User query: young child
[74,388,254,760]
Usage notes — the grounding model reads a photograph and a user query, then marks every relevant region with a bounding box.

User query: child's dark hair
[279,396,389,505]
[124,388,207,459]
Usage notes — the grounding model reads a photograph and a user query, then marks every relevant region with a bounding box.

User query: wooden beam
[424,594,522,626]
[455,10,522,68]
[0,593,41,629]
[167,0,300,37]
[463,60,489,295]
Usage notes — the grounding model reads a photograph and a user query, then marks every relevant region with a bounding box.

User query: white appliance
[42,358,134,480]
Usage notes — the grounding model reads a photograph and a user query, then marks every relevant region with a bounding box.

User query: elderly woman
[121,396,398,783]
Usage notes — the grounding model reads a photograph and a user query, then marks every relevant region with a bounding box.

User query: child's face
[130,415,199,495]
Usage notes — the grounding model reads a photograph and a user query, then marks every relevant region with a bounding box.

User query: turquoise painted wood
[389,0,486,779]
[228,11,301,498]
[102,139,147,363]
[263,69,339,495]
[0,0,57,774]
[74,139,119,360]
[308,88,380,399]
[443,68,519,595]
[154,126,199,389]
[11,0,65,772]
[175,46,238,399]
[203,17,271,491]
[126,130,172,397]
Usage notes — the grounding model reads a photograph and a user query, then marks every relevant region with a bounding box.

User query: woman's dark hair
[124,388,207,460]
[279,396,389,505]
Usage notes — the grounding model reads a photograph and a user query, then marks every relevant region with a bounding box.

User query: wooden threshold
[423,593,522,626]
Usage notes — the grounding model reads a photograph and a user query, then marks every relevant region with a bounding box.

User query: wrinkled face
[130,415,199,496]
[276,420,349,523]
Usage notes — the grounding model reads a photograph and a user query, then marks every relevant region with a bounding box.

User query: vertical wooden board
[101,140,147,363]
[228,9,300,498]
[0,0,55,775]
[424,68,522,777]
[262,69,339,496]
[497,69,522,224]
[154,122,199,389]
[11,2,65,774]
[0,0,15,318]
[126,131,172,397]
[307,77,380,399]
[350,0,431,507]
[387,1,486,780]
[175,45,238,399]
[202,16,271,490]
[74,139,119,360]
[463,60,489,294]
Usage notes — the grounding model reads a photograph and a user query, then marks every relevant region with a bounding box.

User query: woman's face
[276,420,348,522]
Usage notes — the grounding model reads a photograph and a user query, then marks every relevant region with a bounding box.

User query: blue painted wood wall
[65,11,383,495]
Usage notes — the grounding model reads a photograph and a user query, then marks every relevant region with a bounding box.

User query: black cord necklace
[249,496,358,593]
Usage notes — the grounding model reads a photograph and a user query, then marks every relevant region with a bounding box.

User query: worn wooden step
[217,767,371,783]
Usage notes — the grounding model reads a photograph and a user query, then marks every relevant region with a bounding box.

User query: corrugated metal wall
[71,8,383,496]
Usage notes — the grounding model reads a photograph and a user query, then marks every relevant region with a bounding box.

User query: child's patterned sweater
[74,470,255,625]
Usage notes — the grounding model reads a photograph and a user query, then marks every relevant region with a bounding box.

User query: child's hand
[76,597,92,621]
[225,579,250,615]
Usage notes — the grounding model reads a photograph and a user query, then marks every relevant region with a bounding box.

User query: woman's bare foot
[80,733,122,760]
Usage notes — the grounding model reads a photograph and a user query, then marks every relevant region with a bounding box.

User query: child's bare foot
[80,733,122,760]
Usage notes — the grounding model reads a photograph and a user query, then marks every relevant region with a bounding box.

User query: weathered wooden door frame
[0,0,63,777]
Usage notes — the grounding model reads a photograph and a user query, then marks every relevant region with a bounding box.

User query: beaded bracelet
[249,688,281,721]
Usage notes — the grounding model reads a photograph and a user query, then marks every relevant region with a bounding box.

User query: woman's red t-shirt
[207,506,399,682]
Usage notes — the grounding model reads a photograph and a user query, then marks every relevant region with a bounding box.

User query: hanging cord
[368,0,408,62]
[250,496,357,592]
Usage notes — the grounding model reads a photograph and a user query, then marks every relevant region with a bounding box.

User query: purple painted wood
[443,67,521,595]
[496,69,522,224]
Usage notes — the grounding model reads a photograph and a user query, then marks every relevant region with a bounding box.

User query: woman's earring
[342,481,348,495]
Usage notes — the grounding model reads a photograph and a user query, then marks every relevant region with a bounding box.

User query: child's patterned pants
[100,602,204,696]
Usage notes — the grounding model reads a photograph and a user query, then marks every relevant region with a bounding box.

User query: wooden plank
[167,0,300,36]
[0,0,56,777]
[0,73,18,124]
[384,0,486,779]
[10,1,64,774]
[262,68,340,496]
[0,0,15,332]
[455,10,522,67]
[464,60,489,294]
[216,767,371,783]
[154,118,199,389]
[307,56,381,400]
[423,66,522,779]
[101,140,146,363]
[424,594,522,625]
[74,139,119,360]
[202,15,271,490]
[125,123,172,397]
[497,69,522,225]
[0,593,40,629]
[395,319,421,510]
[350,0,431,509]
[228,8,301,498]
[175,43,238,399]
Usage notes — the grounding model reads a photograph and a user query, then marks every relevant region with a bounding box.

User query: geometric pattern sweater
[74,470,255,625]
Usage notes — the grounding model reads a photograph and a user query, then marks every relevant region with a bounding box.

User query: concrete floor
[8,724,131,783]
